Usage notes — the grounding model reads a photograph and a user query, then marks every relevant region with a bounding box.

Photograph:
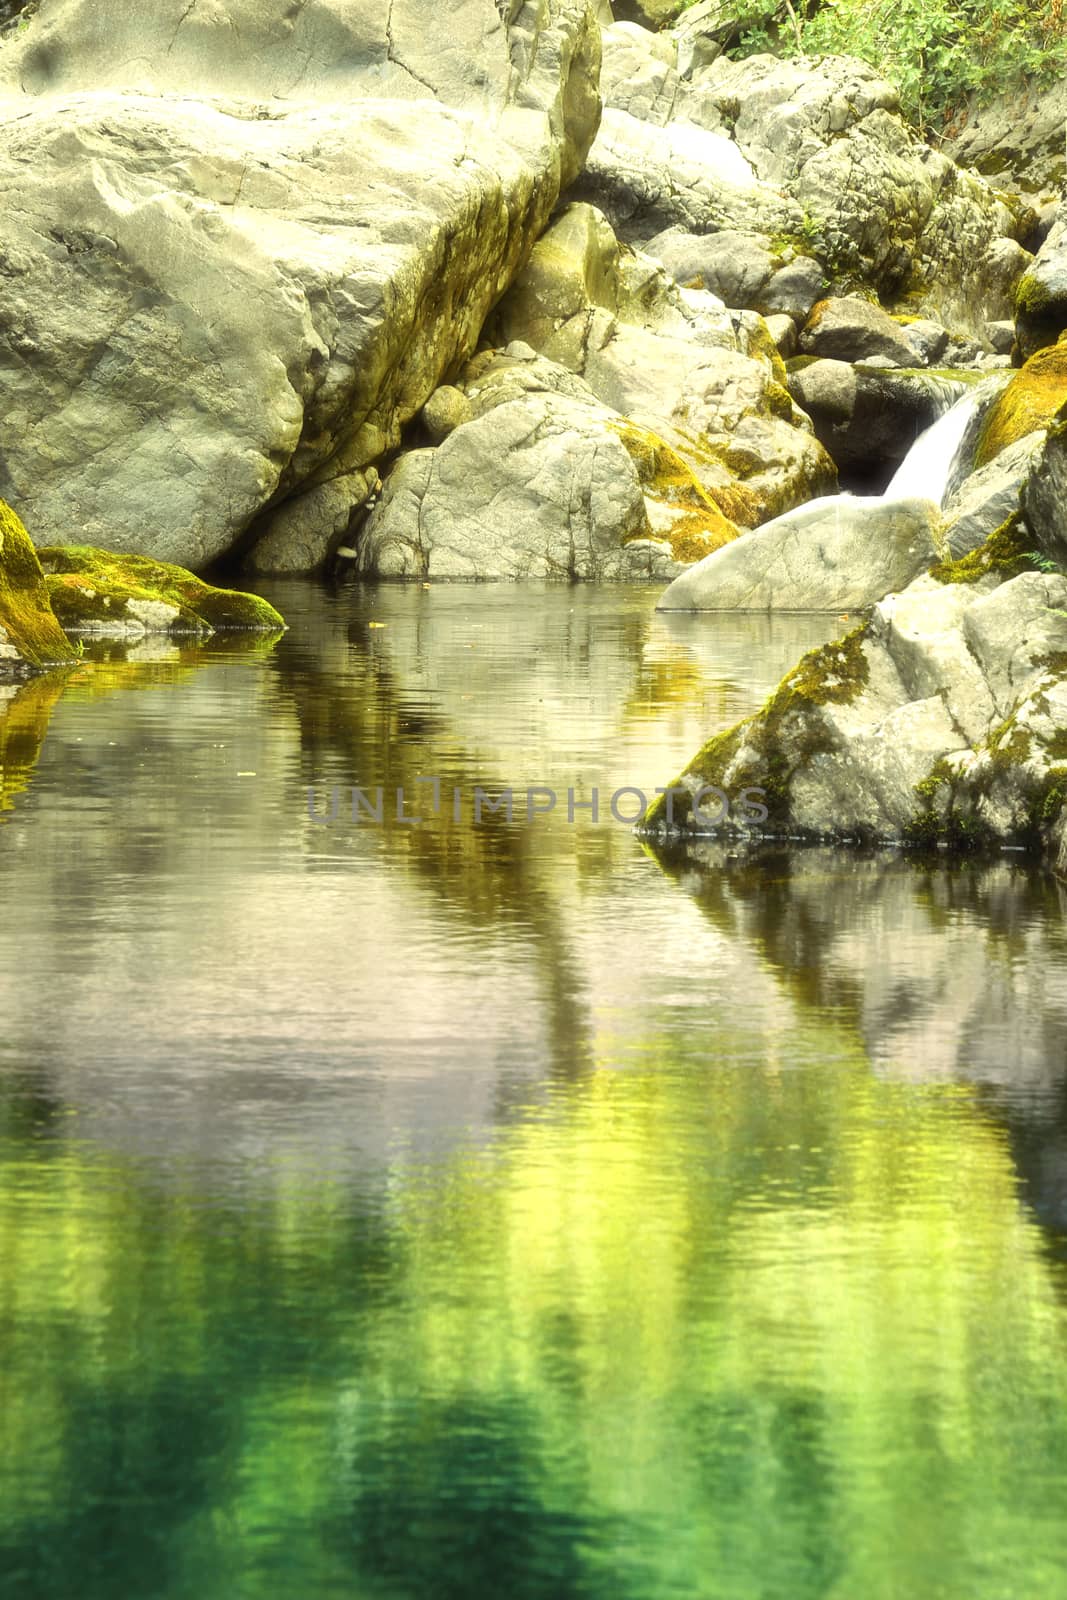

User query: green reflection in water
[2,1039,1067,1599]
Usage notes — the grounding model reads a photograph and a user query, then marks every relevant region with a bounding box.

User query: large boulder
[643,551,1067,868]
[356,347,734,580]
[974,340,1067,468]
[798,297,919,367]
[657,494,943,611]
[0,0,601,573]
[947,79,1067,202]
[578,33,1027,336]
[0,500,77,675]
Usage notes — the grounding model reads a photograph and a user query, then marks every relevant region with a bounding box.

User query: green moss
[974,341,1067,466]
[929,514,1040,585]
[0,500,78,669]
[1015,275,1053,319]
[38,546,286,637]
[1047,729,1067,761]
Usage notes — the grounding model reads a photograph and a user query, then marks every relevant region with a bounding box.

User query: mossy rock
[643,625,871,833]
[38,546,286,637]
[1014,270,1067,361]
[0,500,78,670]
[974,340,1067,468]
[609,419,745,561]
[929,513,1050,585]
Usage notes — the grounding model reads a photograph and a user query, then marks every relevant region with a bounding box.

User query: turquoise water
[2,582,1067,1599]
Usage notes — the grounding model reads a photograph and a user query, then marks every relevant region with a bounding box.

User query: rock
[245,468,381,577]
[612,0,680,29]
[0,0,601,572]
[646,227,775,305]
[764,314,797,358]
[656,494,943,612]
[899,319,950,366]
[695,54,1021,332]
[422,388,474,445]
[356,382,676,582]
[946,79,1067,202]
[643,551,1067,869]
[942,433,1045,559]
[1015,208,1067,358]
[38,547,286,638]
[760,257,825,323]
[985,321,1016,356]
[974,339,1067,467]
[1023,416,1067,569]
[490,203,836,526]
[799,297,920,367]
[788,361,972,475]
[0,501,78,674]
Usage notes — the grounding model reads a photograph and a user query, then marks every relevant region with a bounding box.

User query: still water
[2,582,1067,1599]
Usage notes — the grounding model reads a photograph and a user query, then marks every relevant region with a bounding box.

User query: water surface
[2,582,1067,1599]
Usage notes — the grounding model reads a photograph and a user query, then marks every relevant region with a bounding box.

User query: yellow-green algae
[643,625,871,832]
[38,546,286,636]
[974,338,1067,467]
[608,419,744,561]
[0,501,77,668]
[929,513,1049,585]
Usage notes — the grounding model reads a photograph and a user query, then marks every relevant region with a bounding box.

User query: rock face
[0,0,601,573]
[0,501,77,674]
[488,201,836,525]
[947,79,1067,201]
[577,31,1026,334]
[644,525,1067,866]
[657,495,943,612]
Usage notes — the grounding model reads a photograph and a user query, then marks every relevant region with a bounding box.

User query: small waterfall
[883,389,982,508]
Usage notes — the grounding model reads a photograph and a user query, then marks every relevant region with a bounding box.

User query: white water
[883,388,981,506]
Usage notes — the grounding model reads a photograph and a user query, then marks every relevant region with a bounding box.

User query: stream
[2,580,1067,1598]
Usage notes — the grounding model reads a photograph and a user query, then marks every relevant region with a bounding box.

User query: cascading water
[883,388,983,507]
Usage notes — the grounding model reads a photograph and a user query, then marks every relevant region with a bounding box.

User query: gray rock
[657,494,943,611]
[799,297,919,367]
[491,203,836,523]
[644,227,774,304]
[760,257,825,323]
[246,468,381,577]
[984,321,1016,356]
[789,362,971,473]
[422,388,474,445]
[0,0,602,571]
[645,564,1067,867]
[946,78,1067,201]
[1015,206,1067,358]
[357,386,680,581]
[1023,420,1067,568]
[764,314,797,358]
[899,319,950,366]
[942,432,1044,558]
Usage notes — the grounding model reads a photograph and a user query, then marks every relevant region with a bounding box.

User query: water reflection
[1,583,1067,1599]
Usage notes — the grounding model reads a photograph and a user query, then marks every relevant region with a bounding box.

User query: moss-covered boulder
[0,501,78,674]
[642,557,1067,867]
[38,547,285,639]
[1014,208,1067,359]
[974,339,1067,467]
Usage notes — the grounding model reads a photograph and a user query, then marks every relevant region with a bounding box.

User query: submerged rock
[38,547,285,639]
[657,495,943,612]
[0,0,601,573]
[0,501,78,675]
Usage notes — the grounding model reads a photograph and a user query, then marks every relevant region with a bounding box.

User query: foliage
[676,0,1067,133]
